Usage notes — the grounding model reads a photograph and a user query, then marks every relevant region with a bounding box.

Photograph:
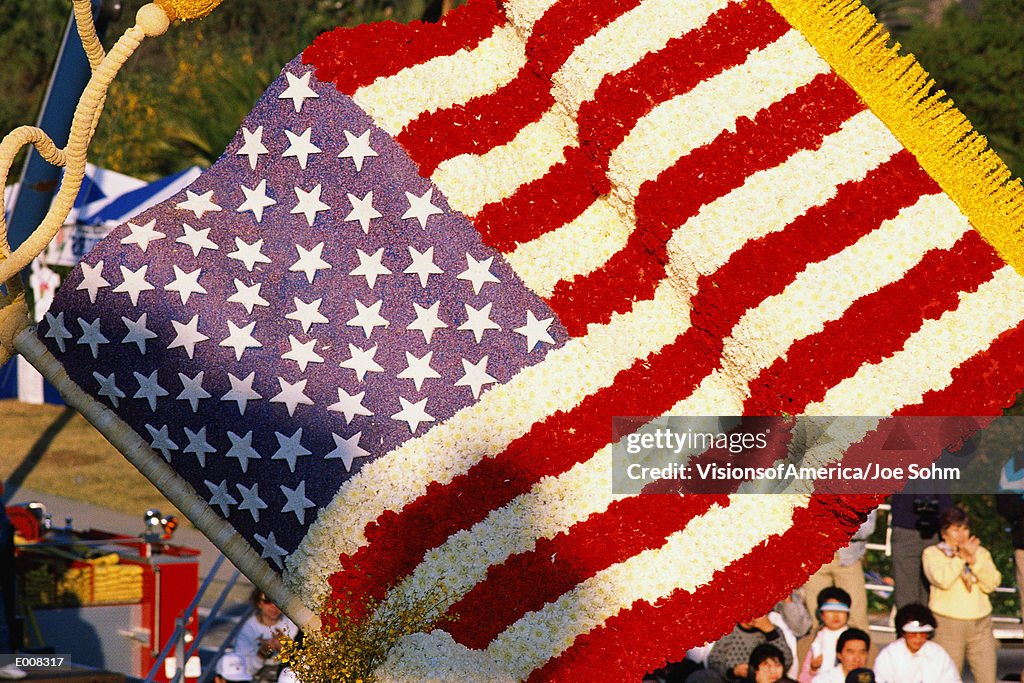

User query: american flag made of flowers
[38,0,1024,679]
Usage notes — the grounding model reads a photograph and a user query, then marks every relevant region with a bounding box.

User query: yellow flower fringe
[153,0,224,21]
[768,0,1024,274]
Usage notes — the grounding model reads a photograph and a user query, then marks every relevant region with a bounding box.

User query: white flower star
[457,253,500,294]
[328,387,373,423]
[407,300,447,343]
[346,299,389,338]
[168,315,209,359]
[290,242,331,283]
[93,371,125,407]
[402,188,443,229]
[392,396,434,433]
[226,430,262,473]
[113,264,154,305]
[291,184,330,227]
[183,426,215,467]
[340,344,384,382]
[278,71,319,113]
[404,246,443,288]
[338,129,378,171]
[228,237,272,272]
[254,532,287,568]
[165,265,207,304]
[176,190,221,219]
[177,223,219,257]
[176,370,211,412]
[234,483,268,520]
[44,311,72,352]
[282,335,324,372]
[77,260,109,303]
[350,248,391,289]
[272,428,311,473]
[220,320,262,361]
[344,191,382,234]
[76,317,109,358]
[222,372,262,415]
[282,127,321,169]
[205,479,238,517]
[270,378,313,416]
[326,432,370,472]
[121,313,157,354]
[286,297,328,333]
[280,481,315,524]
[397,351,441,391]
[146,424,178,462]
[120,219,165,252]
[237,179,277,223]
[227,279,269,314]
[459,302,501,343]
[455,356,497,399]
[236,483,268,522]
[236,125,268,170]
[514,310,557,352]
[133,369,168,411]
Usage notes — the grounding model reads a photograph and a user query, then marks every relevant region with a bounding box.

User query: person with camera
[890,491,952,609]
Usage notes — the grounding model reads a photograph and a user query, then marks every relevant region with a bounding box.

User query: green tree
[902,0,1024,177]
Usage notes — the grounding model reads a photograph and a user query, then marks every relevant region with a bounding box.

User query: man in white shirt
[874,604,961,683]
[810,629,870,683]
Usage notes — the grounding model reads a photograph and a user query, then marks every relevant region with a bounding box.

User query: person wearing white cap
[873,604,961,683]
[215,653,254,683]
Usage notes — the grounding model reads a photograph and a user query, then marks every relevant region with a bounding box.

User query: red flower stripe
[548,71,865,335]
[472,145,610,251]
[397,69,555,177]
[687,150,936,345]
[522,0,645,79]
[578,0,791,169]
[442,494,726,648]
[899,315,1024,416]
[526,494,882,683]
[303,0,504,94]
[743,230,1004,415]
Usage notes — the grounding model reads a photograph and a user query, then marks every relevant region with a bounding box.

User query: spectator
[923,506,999,683]
[692,614,793,682]
[873,603,960,683]
[215,653,253,683]
[798,588,851,683]
[889,490,953,609]
[803,511,875,630]
[810,629,870,683]
[747,644,795,683]
[235,589,299,683]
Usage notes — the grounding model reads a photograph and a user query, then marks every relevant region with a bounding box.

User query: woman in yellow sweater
[922,505,1000,683]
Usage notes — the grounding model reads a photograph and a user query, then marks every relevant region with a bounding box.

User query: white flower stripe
[353,25,527,134]
[484,494,806,679]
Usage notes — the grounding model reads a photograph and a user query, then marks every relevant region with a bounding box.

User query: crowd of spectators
[645,496,1024,683]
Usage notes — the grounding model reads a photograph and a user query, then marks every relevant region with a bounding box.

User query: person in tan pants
[923,506,1000,683]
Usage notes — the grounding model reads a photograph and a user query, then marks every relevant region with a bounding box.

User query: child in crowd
[798,588,852,683]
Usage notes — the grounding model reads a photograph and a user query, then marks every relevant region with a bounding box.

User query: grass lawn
[0,398,179,517]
